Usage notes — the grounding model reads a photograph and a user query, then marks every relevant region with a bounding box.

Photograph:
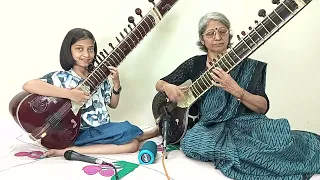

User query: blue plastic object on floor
[138,141,157,165]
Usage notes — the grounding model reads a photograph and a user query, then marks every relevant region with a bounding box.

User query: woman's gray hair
[196,12,233,52]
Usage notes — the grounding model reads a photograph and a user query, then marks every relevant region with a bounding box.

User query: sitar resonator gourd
[9,0,180,149]
[152,0,313,147]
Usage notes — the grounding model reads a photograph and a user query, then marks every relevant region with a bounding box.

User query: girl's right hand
[67,88,91,104]
[163,84,188,102]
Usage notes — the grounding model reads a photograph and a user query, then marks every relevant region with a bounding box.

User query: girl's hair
[59,28,97,71]
[196,12,233,52]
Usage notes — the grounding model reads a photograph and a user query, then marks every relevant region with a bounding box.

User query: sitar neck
[80,0,180,94]
[178,0,313,108]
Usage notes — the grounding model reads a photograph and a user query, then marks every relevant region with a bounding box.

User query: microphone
[64,150,104,164]
[64,150,119,180]
[138,141,157,165]
[161,106,171,159]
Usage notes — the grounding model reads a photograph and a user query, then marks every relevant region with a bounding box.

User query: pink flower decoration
[14,151,44,159]
[82,164,115,177]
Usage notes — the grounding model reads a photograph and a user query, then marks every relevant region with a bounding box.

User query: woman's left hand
[108,66,120,86]
[210,67,242,97]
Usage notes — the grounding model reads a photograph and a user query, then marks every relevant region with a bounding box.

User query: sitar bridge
[177,89,196,108]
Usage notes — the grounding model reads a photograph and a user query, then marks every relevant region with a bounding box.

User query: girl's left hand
[210,67,242,97]
[108,66,120,85]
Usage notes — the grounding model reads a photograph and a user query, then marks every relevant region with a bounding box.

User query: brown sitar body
[9,91,81,149]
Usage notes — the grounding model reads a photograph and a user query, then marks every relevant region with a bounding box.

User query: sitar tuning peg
[97,54,103,62]
[99,52,106,58]
[254,20,259,25]
[124,28,128,34]
[241,31,246,36]
[109,43,114,49]
[116,37,120,43]
[128,24,133,31]
[120,32,125,38]
[272,0,280,5]
[249,26,253,30]
[212,58,217,63]
[237,35,241,41]
[128,16,136,26]
[258,9,267,17]
[135,8,143,18]
[148,0,155,6]
[93,58,99,66]
[103,49,109,55]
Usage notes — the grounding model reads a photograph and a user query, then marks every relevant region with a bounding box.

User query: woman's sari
[181,58,320,180]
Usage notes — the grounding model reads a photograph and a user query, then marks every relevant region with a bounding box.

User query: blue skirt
[74,121,143,146]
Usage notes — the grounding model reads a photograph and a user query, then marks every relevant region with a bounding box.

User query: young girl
[22,28,159,157]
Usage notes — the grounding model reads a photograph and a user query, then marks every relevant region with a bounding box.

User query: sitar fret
[194,82,204,96]
[195,81,204,93]
[107,56,117,67]
[200,75,210,88]
[110,53,121,65]
[222,56,233,68]
[115,48,125,60]
[90,74,99,84]
[194,83,201,96]
[189,71,215,97]
[135,25,144,40]
[216,60,228,72]
[225,52,236,65]
[95,68,105,80]
[98,63,110,80]
[202,72,212,87]
[190,86,199,97]
[222,53,235,69]
[84,79,95,90]
[228,49,241,64]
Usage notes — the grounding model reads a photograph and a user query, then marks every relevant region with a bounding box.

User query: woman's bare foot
[137,126,160,142]
[150,126,160,136]
[43,148,68,157]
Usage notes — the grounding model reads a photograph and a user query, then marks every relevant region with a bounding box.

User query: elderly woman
[155,12,320,180]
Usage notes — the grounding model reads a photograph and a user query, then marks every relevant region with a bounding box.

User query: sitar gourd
[9,0,180,149]
[152,0,313,148]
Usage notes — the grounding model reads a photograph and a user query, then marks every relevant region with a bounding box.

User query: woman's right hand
[163,83,188,102]
[67,88,91,104]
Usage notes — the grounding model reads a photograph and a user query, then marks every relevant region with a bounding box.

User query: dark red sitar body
[9,0,180,149]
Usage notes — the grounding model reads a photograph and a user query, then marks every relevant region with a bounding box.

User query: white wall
[1,0,319,134]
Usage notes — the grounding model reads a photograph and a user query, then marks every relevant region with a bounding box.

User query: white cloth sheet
[0,120,319,180]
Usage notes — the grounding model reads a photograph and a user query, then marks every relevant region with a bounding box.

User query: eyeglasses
[202,27,229,39]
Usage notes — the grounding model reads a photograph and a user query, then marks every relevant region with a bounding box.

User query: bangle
[237,88,245,101]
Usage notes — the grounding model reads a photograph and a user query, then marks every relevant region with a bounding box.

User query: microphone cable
[159,105,172,180]
[161,150,171,180]
[103,147,169,180]
[102,161,119,180]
